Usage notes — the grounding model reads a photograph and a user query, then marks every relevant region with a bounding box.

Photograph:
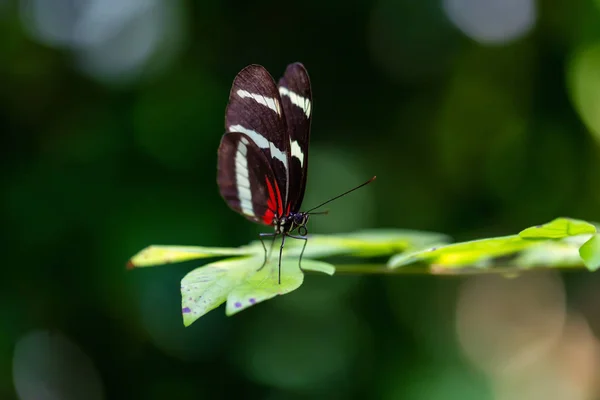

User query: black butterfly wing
[217,132,284,225]
[225,65,290,214]
[277,63,312,213]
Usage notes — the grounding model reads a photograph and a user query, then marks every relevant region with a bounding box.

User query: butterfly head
[274,212,309,236]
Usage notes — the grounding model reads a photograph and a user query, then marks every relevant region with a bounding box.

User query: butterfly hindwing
[277,63,312,213]
[225,65,290,211]
[217,132,284,226]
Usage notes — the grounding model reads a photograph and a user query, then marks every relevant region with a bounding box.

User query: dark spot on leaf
[430,247,437,251]
[536,225,543,228]
[182,307,191,313]
[126,260,135,270]
[235,302,242,308]
[249,298,256,304]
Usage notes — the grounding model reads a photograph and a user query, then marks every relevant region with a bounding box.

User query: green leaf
[388,235,534,268]
[181,257,260,326]
[127,245,256,268]
[515,235,593,268]
[300,259,336,275]
[226,259,305,316]
[181,256,336,324]
[339,228,449,243]
[389,219,598,271]
[519,217,596,239]
[224,259,335,316]
[579,234,600,271]
[284,229,450,259]
[127,222,600,327]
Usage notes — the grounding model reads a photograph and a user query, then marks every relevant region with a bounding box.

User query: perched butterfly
[217,63,375,283]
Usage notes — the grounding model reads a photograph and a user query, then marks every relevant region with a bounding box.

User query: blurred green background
[3,0,600,399]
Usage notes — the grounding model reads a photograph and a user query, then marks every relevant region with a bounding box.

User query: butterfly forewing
[217,132,283,225]
[277,63,312,213]
[225,65,290,211]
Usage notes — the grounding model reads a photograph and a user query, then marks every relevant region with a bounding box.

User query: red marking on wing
[263,209,274,225]
[273,180,283,216]
[264,177,284,224]
[286,202,291,215]
[264,178,277,225]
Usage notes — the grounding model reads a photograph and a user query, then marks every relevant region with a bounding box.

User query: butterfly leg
[286,234,308,273]
[258,233,277,271]
[277,234,287,284]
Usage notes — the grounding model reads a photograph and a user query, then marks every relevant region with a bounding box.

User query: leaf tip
[126,260,135,270]
[579,234,600,271]
[182,308,197,327]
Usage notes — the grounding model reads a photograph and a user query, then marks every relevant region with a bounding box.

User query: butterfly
[217,63,375,283]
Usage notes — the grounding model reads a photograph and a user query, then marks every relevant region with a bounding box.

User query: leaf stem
[314,264,585,276]
[328,264,421,275]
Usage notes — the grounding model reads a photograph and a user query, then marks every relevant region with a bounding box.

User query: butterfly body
[218,63,375,283]
[217,63,313,282]
[274,212,309,236]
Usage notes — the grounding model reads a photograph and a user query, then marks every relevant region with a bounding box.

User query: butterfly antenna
[305,176,376,214]
[308,210,329,215]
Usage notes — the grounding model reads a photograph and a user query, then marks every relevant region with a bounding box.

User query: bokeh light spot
[492,314,600,400]
[456,272,566,378]
[568,42,600,146]
[13,330,104,400]
[20,0,184,83]
[443,0,536,45]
